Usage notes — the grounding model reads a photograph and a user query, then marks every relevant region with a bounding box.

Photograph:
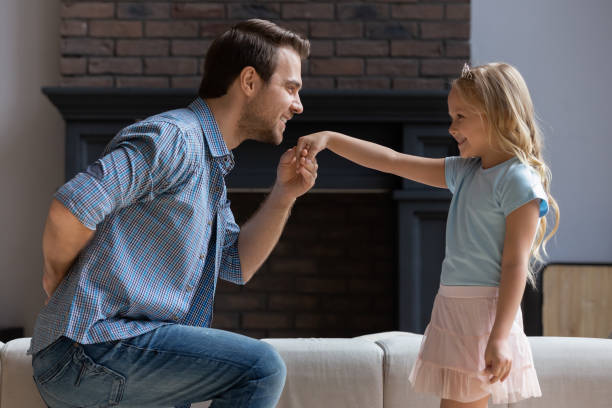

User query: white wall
[472,0,612,263]
[0,0,64,335]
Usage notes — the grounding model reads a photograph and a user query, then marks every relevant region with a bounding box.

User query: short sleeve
[445,156,474,193]
[498,165,549,218]
[54,120,195,229]
[218,200,244,285]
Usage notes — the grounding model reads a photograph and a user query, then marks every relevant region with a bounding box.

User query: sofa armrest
[263,338,384,408]
[0,338,46,408]
[0,341,4,408]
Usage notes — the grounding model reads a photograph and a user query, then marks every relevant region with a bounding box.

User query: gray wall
[472,0,612,263]
[0,0,64,335]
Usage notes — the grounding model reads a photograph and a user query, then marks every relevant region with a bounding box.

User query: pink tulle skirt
[408,285,542,404]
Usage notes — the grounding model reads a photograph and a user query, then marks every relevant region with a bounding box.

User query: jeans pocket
[35,345,126,408]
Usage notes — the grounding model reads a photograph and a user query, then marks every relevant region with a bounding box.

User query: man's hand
[273,146,318,203]
[42,263,64,304]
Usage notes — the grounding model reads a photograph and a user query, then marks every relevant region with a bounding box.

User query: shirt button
[207,220,212,226]
[186,285,193,292]
[199,254,205,260]
[172,315,179,321]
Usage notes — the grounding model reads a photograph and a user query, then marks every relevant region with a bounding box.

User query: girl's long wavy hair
[453,62,560,287]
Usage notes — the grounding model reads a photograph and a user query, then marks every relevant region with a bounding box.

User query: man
[30,19,315,408]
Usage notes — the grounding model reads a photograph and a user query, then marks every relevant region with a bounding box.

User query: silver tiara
[461,62,473,80]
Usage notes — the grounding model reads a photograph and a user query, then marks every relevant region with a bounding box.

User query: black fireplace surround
[43,88,543,335]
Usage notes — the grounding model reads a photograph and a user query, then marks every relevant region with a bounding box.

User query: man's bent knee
[250,342,287,390]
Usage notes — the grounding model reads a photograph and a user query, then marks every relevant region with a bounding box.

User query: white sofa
[2,332,612,408]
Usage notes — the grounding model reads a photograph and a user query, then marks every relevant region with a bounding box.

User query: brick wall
[60,0,470,90]
[214,193,397,338]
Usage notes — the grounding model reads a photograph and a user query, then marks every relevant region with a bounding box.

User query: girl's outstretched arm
[295,131,446,189]
[484,199,540,384]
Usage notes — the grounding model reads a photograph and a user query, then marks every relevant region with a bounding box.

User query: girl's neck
[479,150,515,169]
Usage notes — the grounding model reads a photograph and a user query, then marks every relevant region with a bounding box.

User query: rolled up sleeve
[54,121,193,230]
[218,201,243,284]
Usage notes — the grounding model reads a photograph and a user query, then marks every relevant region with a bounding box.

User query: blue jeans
[32,325,287,408]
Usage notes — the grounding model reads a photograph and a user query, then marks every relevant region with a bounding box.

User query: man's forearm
[237,186,295,282]
[42,198,95,298]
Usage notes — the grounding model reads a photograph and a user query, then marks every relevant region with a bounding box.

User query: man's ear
[239,66,260,97]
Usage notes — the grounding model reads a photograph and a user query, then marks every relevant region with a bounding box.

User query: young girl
[294,62,559,407]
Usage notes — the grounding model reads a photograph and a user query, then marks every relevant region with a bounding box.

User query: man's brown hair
[198,19,310,99]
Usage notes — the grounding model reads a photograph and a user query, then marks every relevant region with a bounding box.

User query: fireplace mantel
[43,87,455,192]
[43,87,449,122]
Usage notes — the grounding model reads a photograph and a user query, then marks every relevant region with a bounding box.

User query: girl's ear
[239,66,261,97]
[479,111,490,128]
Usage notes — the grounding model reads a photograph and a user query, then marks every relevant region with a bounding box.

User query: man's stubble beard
[237,94,281,145]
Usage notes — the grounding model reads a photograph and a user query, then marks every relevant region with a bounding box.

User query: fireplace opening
[213,192,397,338]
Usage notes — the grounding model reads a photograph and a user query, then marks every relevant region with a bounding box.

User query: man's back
[30,99,243,355]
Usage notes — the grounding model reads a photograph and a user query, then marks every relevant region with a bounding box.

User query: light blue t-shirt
[441,156,549,286]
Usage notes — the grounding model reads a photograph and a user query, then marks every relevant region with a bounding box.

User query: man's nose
[448,122,456,136]
[291,93,303,115]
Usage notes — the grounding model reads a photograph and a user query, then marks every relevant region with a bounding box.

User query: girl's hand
[274,147,318,202]
[484,337,512,383]
[295,131,331,172]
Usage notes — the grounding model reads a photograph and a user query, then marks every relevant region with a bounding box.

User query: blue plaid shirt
[30,98,244,355]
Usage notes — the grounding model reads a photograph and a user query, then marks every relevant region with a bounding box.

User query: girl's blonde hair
[452,62,560,286]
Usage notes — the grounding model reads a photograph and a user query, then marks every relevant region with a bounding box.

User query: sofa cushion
[263,338,384,408]
[508,337,612,408]
[1,337,384,408]
[0,338,46,408]
[364,332,514,407]
[357,332,440,408]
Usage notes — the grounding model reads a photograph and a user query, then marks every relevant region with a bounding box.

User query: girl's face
[447,86,491,162]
